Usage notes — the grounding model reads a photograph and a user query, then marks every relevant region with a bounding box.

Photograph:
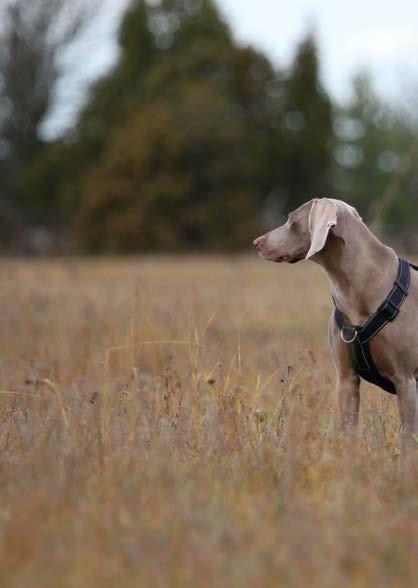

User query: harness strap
[358,258,410,343]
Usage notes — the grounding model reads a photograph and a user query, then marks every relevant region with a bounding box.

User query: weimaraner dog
[254,198,418,445]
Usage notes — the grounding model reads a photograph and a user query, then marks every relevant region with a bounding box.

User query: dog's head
[253,198,360,263]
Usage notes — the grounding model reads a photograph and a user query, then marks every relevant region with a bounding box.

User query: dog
[254,198,418,446]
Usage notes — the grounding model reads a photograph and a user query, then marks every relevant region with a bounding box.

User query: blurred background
[0,0,417,255]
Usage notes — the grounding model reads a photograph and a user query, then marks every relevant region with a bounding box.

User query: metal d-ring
[340,327,358,344]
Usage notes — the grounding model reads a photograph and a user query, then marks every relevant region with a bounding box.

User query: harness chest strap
[334,259,416,395]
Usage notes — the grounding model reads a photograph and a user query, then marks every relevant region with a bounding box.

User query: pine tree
[334,73,418,232]
[273,34,333,211]
[75,0,156,158]
[74,0,268,251]
[18,0,157,224]
[76,84,260,252]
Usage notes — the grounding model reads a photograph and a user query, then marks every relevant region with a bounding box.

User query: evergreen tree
[333,74,418,232]
[17,0,156,225]
[75,0,156,159]
[76,84,260,252]
[74,0,270,251]
[272,34,334,211]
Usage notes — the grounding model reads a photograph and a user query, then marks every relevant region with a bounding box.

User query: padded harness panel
[334,259,417,395]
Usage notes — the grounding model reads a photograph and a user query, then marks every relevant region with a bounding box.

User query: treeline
[0,0,417,253]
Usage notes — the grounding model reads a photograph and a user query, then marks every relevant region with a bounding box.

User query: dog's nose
[253,236,265,250]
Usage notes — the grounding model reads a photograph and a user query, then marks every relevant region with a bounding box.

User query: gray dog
[254,198,418,446]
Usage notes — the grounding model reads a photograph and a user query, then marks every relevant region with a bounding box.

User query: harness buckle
[378,298,399,322]
[340,326,358,344]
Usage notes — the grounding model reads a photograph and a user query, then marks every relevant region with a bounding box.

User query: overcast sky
[42,0,418,139]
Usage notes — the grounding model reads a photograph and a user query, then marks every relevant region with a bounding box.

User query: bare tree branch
[0,0,90,205]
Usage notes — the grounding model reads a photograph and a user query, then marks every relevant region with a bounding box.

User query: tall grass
[0,256,416,588]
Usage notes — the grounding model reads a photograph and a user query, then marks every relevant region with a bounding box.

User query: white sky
[221,0,418,100]
[42,0,418,139]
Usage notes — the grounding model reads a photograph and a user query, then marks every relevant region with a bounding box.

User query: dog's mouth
[260,252,303,264]
[258,250,305,264]
[275,255,304,264]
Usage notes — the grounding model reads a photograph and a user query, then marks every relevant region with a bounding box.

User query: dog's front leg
[395,376,417,451]
[416,380,418,436]
[336,374,360,429]
[329,318,360,429]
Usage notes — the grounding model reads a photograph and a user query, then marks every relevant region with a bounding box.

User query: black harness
[334,259,418,394]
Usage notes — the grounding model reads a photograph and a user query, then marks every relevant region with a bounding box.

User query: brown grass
[0,255,416,588]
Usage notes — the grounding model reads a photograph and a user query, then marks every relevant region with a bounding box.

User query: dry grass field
[0,255,417,588]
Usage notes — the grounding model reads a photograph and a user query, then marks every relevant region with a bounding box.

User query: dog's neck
[313,219,399,325]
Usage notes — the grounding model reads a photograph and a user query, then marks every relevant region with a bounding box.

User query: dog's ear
[306,199,338,259]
